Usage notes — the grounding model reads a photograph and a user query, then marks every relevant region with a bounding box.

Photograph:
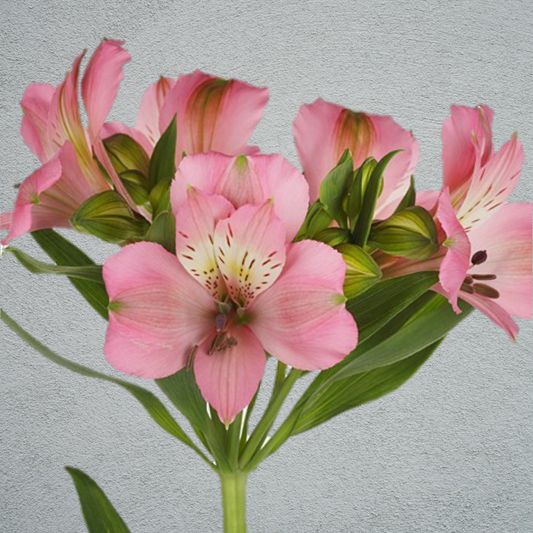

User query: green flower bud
[368,206,439,260]
[71,191,149,244]
[337,243,382,298]
[314,227,351,247]
[294,201,333,241]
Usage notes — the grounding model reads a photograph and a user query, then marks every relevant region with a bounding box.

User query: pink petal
[416,190,440,212]
[250,240,358,370]
[159,71,268,164]
[20,83,57,163]
[174,153,309,241]
[100,121,154,156]
[442,105,493,194]
[135,76,176,146]
[103,242,217,378]
[1,212,12,231]
[293,98,419,212]
[457,134,524,231]
[214,201,286,307]
[436,189,471,314]
[194,326,266,424]
[467,203,532,320]
[174,187,234,299]
[82,39,131,142]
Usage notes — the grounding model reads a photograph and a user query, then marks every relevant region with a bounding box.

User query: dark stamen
[464,276,474,285]
[460,283,475,294]
[472,274,497,281]
[471,250,488,265]
[472,283,500,299]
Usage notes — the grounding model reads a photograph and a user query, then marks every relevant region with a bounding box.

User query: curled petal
[214,201,286,307]
[174,188,234,299]
[174,153,309,241]
[456,134,524,231]
[159,71,268,164]
[82,39,131,142]
[436,189,471,314]
[103,242,217,378]
[250,240,358,370]
[293,98,418,214]
[20,83,57,163]
[442,105,493,194]
[194,326,266,425]
[135,76,176,146]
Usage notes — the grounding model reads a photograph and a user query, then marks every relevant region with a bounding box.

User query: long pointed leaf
[66,467,131,533]
[31,229,109,319]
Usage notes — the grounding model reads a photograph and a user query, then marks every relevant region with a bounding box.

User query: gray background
[1,0,532,531]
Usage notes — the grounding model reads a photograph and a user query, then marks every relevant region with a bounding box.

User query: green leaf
[31,230,109,319]
[5,247,104,283]
[143,211,176,254]
[337,293,473,379]
[149,180,172,218]
[394,176,416,214]
[292,339,442,434]
[337,244,382,299]
[71,191,149,244]
[346,157,376,228]
[66,467,131,533]
[1,310,208,460]
[319,149,354,227]
[294,201,333,241]
[149,116,177,185]
[352,150,400,246]
[368,206,439,260]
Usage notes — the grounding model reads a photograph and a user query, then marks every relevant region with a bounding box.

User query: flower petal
[442,105,493,194]
[103,242,216,378]
[82,39,131,142]
[214,201,286,307]
[135,76,176,146]
[194,326,266,425]
[293,98,418,214]
[456,134,524,231]
[159,71,268,164]
[250,240,358,370]
[20,83,57,163]
[436,189,471,314]
[468,203,532,319]
[174,187,234,299]
[174,153,309,241]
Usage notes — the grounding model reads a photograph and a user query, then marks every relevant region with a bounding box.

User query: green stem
[239,368,301,470]
[220,472,248,533]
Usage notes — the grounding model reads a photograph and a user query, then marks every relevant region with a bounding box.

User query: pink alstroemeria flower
[293,98,419,218]
[1,40,132,243]
[104,71,269,167]
[172,152,309,241]
[103,191,358,424]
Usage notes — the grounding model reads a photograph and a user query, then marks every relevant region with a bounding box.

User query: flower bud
[368,206,439,260]
[314,228,351,247]
[337,243,382,298]
[71,191,149,244]
[294,201,333,241]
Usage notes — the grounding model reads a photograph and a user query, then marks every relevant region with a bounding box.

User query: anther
[472,283,500,299]
[471,274,497,281]
[471,250,488,265]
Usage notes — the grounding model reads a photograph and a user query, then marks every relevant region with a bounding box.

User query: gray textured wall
[1,1,532,531]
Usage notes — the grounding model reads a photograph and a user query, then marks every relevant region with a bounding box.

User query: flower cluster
[2,40,531,426]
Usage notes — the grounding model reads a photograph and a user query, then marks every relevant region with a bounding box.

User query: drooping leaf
[1,310,208,460]
[31,229,109,319]
[5,247,104,284]
[149,115,177,185]
[352,150,400,246]
[66,467,131,533]
[292,339,442,434]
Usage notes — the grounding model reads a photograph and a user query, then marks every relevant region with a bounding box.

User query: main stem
[220,472,248,533]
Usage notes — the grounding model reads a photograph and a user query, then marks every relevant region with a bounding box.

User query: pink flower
[171,152,309,241]
[2,40,131,243]
[103,190,358,424]
[293,98,419,218]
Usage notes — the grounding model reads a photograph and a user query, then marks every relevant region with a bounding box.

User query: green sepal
[319,149,354,228]
[66,467,132,533]
[336,243,382,298]
[368,206,439,260]
[71,191,149,244]
[149,115,177,185]
[294,201,333,241]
